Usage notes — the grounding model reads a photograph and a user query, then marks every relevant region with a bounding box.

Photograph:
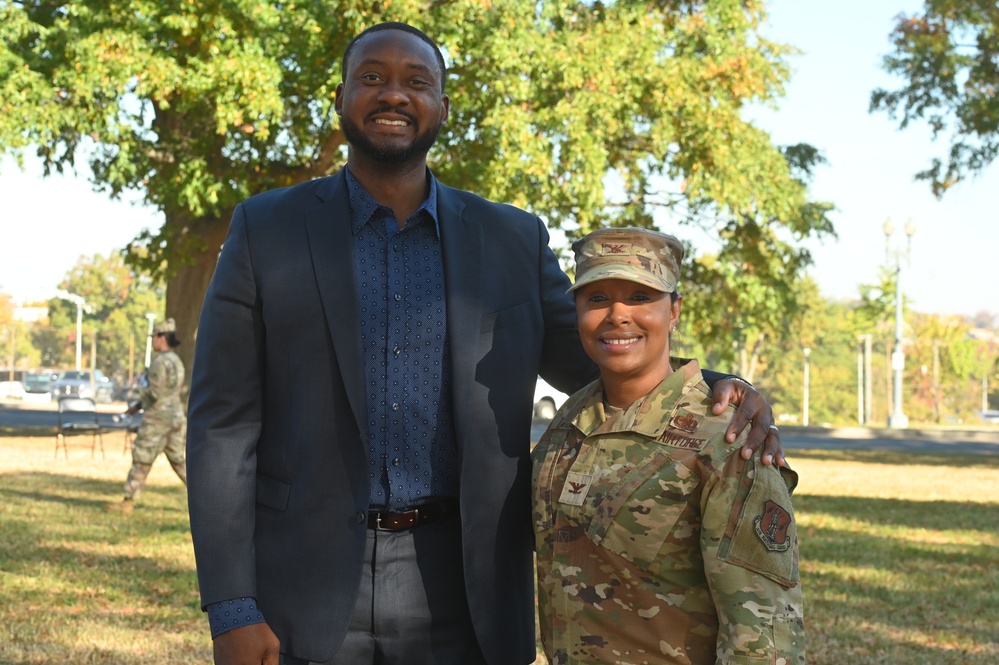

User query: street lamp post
[144,313,157,368]
[856,334,873,425]
[884,218,915,429]
[55,290,91,370]
[802,347,811,427]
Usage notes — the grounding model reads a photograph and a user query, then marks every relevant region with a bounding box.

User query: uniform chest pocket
[585,448,696,570]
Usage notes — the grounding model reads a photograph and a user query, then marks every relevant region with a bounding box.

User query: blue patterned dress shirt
[206,167,458,637]
[346,166,459,510]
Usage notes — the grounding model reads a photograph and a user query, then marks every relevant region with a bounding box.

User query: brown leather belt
[367,499,458,532]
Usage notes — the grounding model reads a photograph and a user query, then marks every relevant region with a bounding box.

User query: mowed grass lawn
[1,434,997,664]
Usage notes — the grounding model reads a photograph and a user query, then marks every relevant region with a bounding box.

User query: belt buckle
[376,511,393,530]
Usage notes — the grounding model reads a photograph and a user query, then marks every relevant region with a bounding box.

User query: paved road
[530,420,999,455]
[779,431,999,455]
[5,402,996,455]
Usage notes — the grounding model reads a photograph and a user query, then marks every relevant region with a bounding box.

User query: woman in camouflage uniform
[107,318,187,513]
[532,228,805,665]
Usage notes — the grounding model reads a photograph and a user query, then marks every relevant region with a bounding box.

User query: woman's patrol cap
[152,318,176,335]
[568,227,684,294]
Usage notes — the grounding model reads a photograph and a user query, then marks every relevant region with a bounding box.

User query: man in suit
[187,22,782,665]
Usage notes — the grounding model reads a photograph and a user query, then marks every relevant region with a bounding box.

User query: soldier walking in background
[107,318,187,514]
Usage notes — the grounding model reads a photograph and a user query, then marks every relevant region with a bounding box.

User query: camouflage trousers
[124,414,188,500]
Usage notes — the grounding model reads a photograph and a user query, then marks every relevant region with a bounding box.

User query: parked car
[533,377,570,420]
[50,370,116,404]
[0,380,25,400]
[22,372,57,403]
[114,373,144,403]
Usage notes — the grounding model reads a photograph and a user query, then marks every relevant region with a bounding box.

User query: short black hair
[342,22,447,93]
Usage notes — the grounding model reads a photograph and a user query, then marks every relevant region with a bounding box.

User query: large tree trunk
[163,210,230,400]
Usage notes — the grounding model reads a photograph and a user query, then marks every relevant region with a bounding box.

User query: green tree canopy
[871,1,999,195]
[1,0,833,373]
[855,266,904,336]
[681,143,833,368]
[0,293,42,372]
[45,253,164,382]
[731,277,859,426]
[905,313,988,422]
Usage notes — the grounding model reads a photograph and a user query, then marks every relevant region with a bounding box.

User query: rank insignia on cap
[569,227,684,295]
[754,499,793,552]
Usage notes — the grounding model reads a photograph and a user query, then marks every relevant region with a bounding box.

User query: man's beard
[341,111,442,165]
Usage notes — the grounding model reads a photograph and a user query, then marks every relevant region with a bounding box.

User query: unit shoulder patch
[754,499,793,552]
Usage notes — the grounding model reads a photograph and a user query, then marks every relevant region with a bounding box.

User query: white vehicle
[50,369,116,404]
[0,380,25,400]
[533,377,569,420]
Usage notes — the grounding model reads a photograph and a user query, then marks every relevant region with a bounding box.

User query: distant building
[968,328,999,345]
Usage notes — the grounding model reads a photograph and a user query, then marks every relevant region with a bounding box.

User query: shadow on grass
[1,482,189,518]
[797,494,999,532]
[1,472,127,508]
[1,463,212,662]
[6,644,212,665]
[797,494,999,664]
[0,470,197,615]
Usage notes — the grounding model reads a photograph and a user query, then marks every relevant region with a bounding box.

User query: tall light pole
[856,334,873,425]
[884,218,915,429]
[144,313,157,368]
[7,327,14,381]
[55,290,91,370]
[802,347,811,427]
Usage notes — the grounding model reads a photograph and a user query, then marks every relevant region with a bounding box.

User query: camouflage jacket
[139,349,186,422]
[532,359,805,665]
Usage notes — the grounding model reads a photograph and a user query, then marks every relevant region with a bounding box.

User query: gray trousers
[284,517,488,665]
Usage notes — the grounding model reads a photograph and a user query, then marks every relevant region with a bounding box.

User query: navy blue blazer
[187,168,596,663]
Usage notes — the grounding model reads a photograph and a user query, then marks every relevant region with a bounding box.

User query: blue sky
[748,0,997,320]
[1,1,995,319]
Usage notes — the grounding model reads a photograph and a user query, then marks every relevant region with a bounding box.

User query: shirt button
[392,458,400,467]
[393,346,401,356]
[394,294,402,301]
[356,511,366,523]
[392,403,400,411]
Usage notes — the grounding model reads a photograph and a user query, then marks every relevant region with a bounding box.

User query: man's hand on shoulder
[213,623,280,665]
[709,378,785,467]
